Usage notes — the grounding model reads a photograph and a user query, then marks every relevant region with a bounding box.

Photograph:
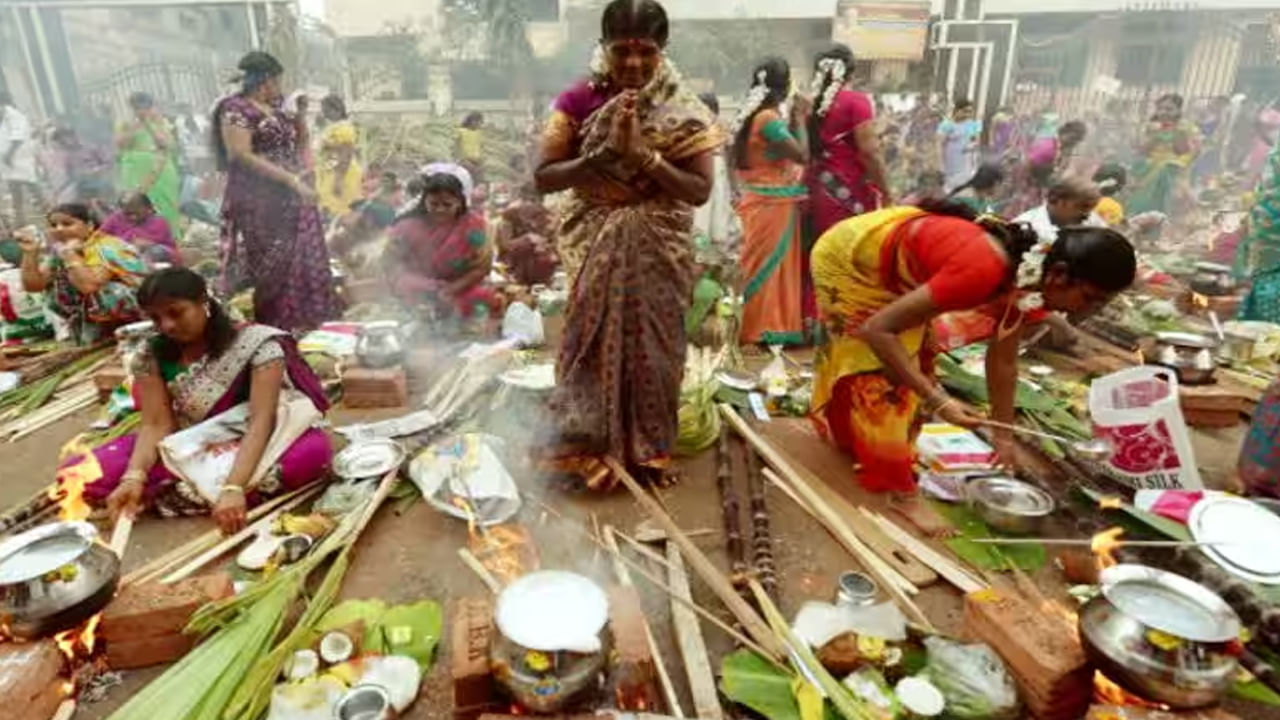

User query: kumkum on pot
[0,521,121,639]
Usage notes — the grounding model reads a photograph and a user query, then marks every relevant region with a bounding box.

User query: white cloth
[1014,204,1106,243]
[692,152,742,257]
[0,106,38,185]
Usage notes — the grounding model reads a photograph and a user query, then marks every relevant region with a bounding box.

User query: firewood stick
[457,548,500,593]
[860,509,986,593]
[109,513,135,558]
[51,699,75,720]
[604,526,686,718]
[158,484,326,584]
[122,484,320,586]
[535,497,785,665]
[720,405,933,629]
[762,468,919,597]
[667,542,725,720]
[605,456,788,660]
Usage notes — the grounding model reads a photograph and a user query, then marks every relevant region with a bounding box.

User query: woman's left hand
[212,489,248,535]
[992,430,1020,471]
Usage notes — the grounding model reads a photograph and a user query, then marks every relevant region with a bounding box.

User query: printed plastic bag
[1088,366,1203,489]
[501,302,544,347]
[923,636,1020,720]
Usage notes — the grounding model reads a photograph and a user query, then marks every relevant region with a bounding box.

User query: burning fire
[1191,292,1210,309]
[49,454,99,522]
[467,523,538,586]
[1091,527,1126,569]
[1094,671,1168,709]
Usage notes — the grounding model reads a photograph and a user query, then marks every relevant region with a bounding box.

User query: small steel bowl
[967,476,1055,535]
[334,684,396,719]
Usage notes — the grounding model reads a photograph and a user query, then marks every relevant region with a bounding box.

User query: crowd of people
[6,0,1280,532]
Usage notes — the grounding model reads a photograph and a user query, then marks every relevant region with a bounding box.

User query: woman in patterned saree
[58,268,332,535]
[214,51,341,332]
[1128,94,1201,217]
[535,0,724,489]
[733,57,809,346]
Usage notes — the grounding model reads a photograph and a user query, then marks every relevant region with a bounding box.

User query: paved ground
[0,365,1266,720]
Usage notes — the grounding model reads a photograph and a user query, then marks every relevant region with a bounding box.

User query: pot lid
[1154,331,1220,350]
[495,570,608,653]
[1194,261,1232,273]
[333,439,406,481]
[1100,564,1240,643]
[0,521,97,584]
[1190,496,1280,585]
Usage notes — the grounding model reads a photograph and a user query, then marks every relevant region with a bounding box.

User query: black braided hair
[733,57,791,170]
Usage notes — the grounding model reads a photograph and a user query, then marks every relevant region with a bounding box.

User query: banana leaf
[932,502,1047,572]
[1078,487,1192,542]
[720,650,802,720]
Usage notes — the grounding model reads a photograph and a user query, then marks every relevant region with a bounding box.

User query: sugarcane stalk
[1242,649,1280,696]
[745,447,777,602]
[716,431,747,596]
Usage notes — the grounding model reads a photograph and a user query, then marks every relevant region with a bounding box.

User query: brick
[607,585,659,712]
[452,596,499,720]
[100,572,233,643]
[0,640,63,720]
[106,632,195,670]
[341,366,408,408]
[963,590,1090,720]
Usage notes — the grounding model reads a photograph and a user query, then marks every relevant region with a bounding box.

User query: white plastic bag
[923,636,1020,720]
[1088,366,1202,490]
[501,302,544,347]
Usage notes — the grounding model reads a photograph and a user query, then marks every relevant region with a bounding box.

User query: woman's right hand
[933,395,987,428]
[14,229,40,255]
[106,477,145,525]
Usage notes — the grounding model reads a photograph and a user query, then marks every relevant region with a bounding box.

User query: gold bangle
[122,469,147,484]
[219,485,246,495]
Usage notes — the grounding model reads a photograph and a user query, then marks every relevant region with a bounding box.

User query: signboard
[832,0,931,62]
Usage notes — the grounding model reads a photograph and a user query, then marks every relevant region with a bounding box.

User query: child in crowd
[1093,163,1128,228]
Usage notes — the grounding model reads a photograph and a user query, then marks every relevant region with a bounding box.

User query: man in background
[0,92,39,224]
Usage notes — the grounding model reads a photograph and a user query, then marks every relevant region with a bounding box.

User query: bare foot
[890,495,955,538]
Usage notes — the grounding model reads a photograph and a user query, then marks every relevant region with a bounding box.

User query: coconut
[319,631,355,665]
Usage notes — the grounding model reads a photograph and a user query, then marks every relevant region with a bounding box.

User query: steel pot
[355,321,405,369]
[1189,262,1236,296]
[1078,564,1240,709]
[0,521,121,639]
[967,476,1055,535]
[490,571,609,713]
[1152,332,1220,385]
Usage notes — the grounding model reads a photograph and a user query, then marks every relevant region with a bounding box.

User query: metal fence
[77,62,218,115]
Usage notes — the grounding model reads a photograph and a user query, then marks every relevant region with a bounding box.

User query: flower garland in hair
[732,70,770,136]
[1013,235,1054,312]
[814,58,847,117]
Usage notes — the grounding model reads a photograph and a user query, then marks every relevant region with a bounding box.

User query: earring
[205,304,212,319]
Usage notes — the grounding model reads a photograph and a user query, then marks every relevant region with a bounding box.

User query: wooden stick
[109,513,135,558]
[860,510,986,593]
[122,485,320,586]
[536,497,784,664]
[606,456,787,660]
[51,699,75,720]
[457,548,500,593]
[761,467,918,597]
[605,527,685,719]
[158,484,325,584]
[720,405,932,629]
[667,542,725,720]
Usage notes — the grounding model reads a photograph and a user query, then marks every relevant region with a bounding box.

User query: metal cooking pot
[1152,332,1220,385]
[1078,565,1240,709]
[0,522,121,639]
[355,321,405,369]
[490,571,609,713]
[1189,262,1236,297]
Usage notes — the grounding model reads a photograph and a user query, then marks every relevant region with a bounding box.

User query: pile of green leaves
[931,502,1047,572]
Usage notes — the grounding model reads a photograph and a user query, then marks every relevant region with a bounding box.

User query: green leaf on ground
[1078,487,1193,541]
[1232,678,1280,707]
[932,502,1047,571]
[720,649,802,720]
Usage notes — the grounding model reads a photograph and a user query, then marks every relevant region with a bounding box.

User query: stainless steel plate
[1189,496,1280,584]
[1101,564,1241,642]
[967,476,1055,516]
[333,438,406,481]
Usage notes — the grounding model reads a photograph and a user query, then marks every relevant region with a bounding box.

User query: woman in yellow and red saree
[535,0,724,489]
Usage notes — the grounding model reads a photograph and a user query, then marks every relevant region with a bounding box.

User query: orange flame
[1098,496,1124,510]
[54,613,101,661]
[1092,527,1125,569]
[1191,292,1210,309]
[49,461,95,523]
[1094,671,1167,709]
[467,524,538,586]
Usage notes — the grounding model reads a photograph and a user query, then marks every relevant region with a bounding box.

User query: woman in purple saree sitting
[58,268,332,534]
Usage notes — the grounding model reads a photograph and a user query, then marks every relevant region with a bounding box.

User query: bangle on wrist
[122,469,146,484]
[220,485,245,495]
[639,150,661,173]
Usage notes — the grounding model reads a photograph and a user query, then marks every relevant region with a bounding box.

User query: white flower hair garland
[812,57,847,117]
[1014,238,1053,311]
[732,69,770,136]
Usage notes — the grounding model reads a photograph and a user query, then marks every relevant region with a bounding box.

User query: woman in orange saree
[535,0,724,489]
[732,57,809,346]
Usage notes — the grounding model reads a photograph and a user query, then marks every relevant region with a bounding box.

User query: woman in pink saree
[58,268,332,534]
[805,44,891,331]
